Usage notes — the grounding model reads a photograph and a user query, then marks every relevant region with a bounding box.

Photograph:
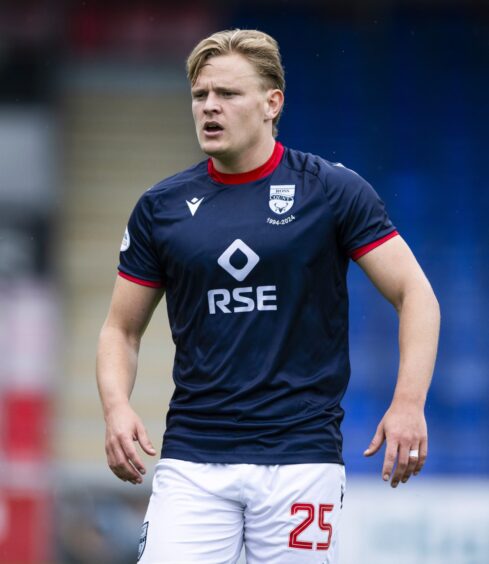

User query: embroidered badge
[137,521,149,561]
[120,227,130,252]
[269,185,295,215]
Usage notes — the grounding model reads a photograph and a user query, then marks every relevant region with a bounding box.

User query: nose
[203,92,221,115]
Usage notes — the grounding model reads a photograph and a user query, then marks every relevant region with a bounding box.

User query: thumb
[364,426,385,457]
[136,423,157,456]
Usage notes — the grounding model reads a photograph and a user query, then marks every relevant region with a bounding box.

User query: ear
[264,89,284,122]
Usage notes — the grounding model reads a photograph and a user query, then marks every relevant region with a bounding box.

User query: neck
[211,136,276,174]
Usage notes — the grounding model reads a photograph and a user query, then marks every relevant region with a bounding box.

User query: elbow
[432,291,441,325]
[396,279,441,322]
[424,278,440,320]
[98,320,142,352]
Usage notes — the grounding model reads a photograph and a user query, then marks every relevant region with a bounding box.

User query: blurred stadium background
[0,0,488,562]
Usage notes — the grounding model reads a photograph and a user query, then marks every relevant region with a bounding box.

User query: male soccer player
[96,29,440,563]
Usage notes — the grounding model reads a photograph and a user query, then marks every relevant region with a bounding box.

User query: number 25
[288,503,334,551]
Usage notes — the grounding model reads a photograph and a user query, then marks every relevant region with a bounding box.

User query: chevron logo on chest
[186,196,205,216]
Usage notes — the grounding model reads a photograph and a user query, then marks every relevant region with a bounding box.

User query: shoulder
[142,159,208,202]
[282,146,368,193]
[127,159,207,223]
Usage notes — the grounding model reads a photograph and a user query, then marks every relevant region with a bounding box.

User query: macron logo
[186,196,204,216]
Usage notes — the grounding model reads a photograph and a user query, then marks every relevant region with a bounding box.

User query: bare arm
[357,235,440,487]
[96,276,164,484]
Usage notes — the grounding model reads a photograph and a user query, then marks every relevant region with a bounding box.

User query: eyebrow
[191,85,242,95]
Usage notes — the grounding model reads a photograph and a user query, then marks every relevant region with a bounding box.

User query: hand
[363,400,428,488]
[104,403,156,485]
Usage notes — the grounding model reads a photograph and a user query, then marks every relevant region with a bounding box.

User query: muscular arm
[357,235,440,487]
[96,276,164,484]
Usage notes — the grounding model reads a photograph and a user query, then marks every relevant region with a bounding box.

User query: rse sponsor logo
[217,239,259,282]
[209,239,277,314]
[208,286,277,314]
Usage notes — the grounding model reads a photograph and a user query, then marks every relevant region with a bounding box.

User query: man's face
[191,53,273,162]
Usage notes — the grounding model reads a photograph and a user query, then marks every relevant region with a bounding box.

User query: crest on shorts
[137,521,149,561]
[269,185,295,215]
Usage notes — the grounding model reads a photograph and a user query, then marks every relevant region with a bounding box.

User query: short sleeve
[323,163,398,261]
[117,193,165,287]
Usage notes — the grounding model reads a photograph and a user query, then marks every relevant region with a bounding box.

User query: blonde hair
[186,29,285,137]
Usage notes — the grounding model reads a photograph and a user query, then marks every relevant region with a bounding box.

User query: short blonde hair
[186,29,285,137]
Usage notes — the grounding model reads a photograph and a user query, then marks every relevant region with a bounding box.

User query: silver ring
[409,449,419,458]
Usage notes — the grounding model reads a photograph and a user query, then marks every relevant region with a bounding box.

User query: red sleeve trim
[118,271,164,288]
[350,230,399,261]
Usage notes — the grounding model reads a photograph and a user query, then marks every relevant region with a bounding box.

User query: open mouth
[204,122,224,133]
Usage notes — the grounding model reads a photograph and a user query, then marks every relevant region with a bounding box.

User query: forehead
[193,53,263,89]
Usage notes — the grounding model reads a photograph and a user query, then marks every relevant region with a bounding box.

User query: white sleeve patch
[120,227,131,251]
[332,161,362,178]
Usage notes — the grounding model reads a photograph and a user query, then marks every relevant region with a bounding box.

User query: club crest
[269,185,295,215]
[137,521,149,561]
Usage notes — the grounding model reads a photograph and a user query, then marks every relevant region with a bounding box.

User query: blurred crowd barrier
[340,478,489,563]
[0,111,59,561]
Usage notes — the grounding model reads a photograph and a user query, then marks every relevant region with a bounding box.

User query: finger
[364,425,386,457]
[135,423,157,457]
[414,437,428,475]
[390,444,410,488]
[110,451,140,482]
[401,448,419,483]
[381,439,399,483]
[108,444,142,482]
[120,436,147,476]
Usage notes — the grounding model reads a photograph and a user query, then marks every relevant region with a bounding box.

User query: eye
[222,91,236,98]
[192,92,206,100]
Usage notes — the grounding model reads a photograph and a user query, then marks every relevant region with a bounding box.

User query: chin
[200,140,228,158]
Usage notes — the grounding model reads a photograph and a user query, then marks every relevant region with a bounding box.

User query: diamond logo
[217,239,260,281]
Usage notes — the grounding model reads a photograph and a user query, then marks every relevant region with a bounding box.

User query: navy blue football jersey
[118,142,398,465]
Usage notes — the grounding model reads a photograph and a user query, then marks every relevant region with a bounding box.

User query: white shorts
[137,458,345,564]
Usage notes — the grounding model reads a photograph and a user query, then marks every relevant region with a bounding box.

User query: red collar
[207,142,284,185]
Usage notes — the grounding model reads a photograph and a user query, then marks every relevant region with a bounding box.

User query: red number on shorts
[317,504,334,550]
[289,503,314,549]
[288,503,335,551]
